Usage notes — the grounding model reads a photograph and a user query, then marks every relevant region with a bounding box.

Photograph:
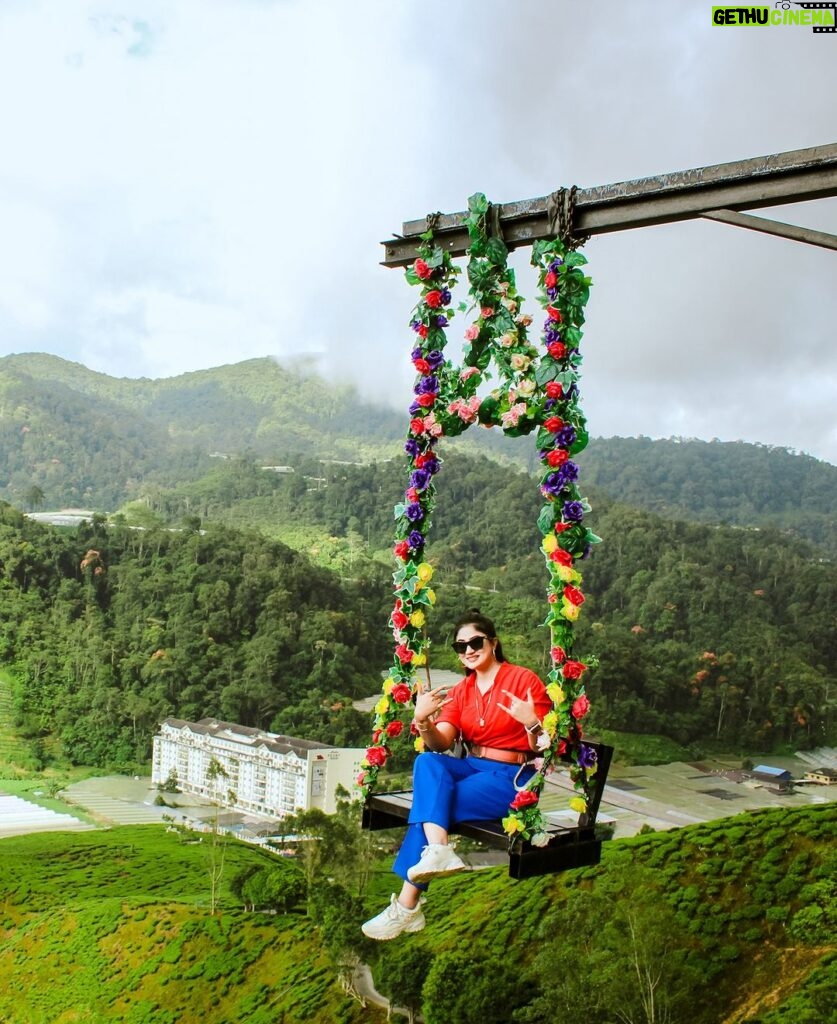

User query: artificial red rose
[417,324,429,339]
[414,258,432,280]
[405,487,418,503]
[365,746,387,767]
[413,358,431,374]
[410,417,426,435]
[546,448,569,467]
[391,610,409,630]
[415,453,431,468]
[543,416,565,433]
[545,381,563,400]
[393,541,409,560]
[556,739,568,756]
[554,522,570,533]
[371,729,382,744]
[563,585,585,606]
[547,342,567,360]
[546,305,563,322]
[356,771,367,786]
[386,720,405,738]
[572,694,590,719]
[510,790,540,810]
[391,682,412,703]
[416,392,436,407]
[551,645,567,663]
[545,270,557,289]
[550,549,573,566]
[394,645,413,664]
[425,290,443,309]
[481,306,494,318]
[410,720,420,736]
[562,660,587,680]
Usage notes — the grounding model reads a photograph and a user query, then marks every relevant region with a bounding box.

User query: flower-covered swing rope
[358,193,601,848]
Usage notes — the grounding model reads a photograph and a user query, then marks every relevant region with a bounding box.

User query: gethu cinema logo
[712,3,836,29]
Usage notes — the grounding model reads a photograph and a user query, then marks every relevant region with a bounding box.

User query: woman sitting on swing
[362,608,553,940]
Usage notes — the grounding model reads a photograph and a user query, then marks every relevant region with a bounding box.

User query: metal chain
[547,185,590,250]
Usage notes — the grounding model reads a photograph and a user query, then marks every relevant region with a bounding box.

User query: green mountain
[2,354,834,557]
[0,353,405,511]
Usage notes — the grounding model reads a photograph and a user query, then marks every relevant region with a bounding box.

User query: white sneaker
[407,843,467,885]
[361,894,426,941]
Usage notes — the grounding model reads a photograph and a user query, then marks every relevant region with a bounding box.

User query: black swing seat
[362,740,614,880]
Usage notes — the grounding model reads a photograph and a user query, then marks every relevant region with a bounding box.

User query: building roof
[752,765,791,777]
[160,717,333,760]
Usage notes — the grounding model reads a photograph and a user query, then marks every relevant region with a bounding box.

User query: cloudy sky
[1,0,835,463]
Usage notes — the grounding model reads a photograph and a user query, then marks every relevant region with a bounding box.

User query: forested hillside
[0,503,389,767]
[0,354,405,511]
[580,435,837,555]
[1,353,835,767]
[1,443,834,767]
[1,354,834,557]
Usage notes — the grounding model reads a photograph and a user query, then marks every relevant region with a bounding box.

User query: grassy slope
[363,803,835,1023]
[0,827,383,1024]
[1,806,834,1022]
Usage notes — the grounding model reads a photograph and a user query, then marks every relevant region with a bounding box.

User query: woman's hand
[414,686,450,725]
[497,687,539,730]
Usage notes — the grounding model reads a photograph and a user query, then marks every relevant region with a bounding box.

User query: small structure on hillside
[750,764,794,792]
[803,767,837,785]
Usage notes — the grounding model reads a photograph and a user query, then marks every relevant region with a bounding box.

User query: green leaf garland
[359,199,603,847]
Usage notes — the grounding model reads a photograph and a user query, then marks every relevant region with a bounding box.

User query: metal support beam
[701,208,837,252]
[381,143,837,267]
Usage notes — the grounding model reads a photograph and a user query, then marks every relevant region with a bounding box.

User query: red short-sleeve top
[436,661,552,751]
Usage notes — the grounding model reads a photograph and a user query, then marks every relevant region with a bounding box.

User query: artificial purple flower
[564,384,579,403]
[410,322,422,335]
[424,455,441,474]
[544,463,579,494]
[549,258,563,272]
[544,323,562,344]
[440,288,452,306]
[435,315,449,328]
[544,399,556,412]
[556,425,577,448]
[405,502,424,523]
[409,400,422,415]
[415,375,439,395]
[561,460,579,483]
[563,500,584,523]
[541,477,561,498]
[426,349,445,369]
[408,529,425,550]
[410,468,431,491]
[404,438,420,457]
[578,743,597,769]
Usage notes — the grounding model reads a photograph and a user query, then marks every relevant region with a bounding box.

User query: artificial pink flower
[501,402,527,428]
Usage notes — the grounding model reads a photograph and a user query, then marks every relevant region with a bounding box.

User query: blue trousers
[392,752,534,887]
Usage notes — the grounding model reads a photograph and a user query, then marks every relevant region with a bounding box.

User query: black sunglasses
[451,636,489,655]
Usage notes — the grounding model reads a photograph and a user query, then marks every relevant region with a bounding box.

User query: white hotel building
[151,717,365,819]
